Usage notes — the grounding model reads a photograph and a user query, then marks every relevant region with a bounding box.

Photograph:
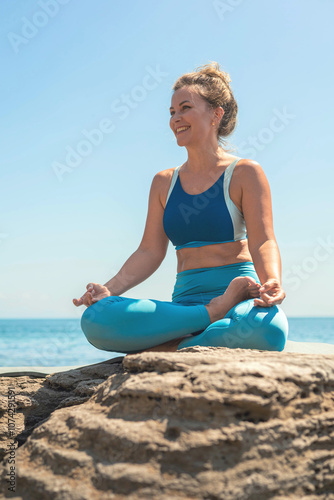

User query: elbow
[248,237,277,253]
[152,252,166,267]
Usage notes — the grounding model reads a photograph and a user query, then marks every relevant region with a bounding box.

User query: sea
[0,318,333,367]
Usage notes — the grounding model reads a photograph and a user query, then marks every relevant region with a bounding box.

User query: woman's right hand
[73,283,111,307]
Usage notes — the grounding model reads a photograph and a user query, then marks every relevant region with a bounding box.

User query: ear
[215,106,224,121]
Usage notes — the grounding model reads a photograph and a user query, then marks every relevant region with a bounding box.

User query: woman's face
[169,87,215,146]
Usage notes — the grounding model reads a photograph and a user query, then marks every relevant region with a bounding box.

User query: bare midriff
[176,239,253,274]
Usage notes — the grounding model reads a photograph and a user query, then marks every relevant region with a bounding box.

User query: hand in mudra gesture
[254,278,286,307]
[73,283,111,307]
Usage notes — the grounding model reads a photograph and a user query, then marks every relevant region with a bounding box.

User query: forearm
[249,239,282,285]
[103,248,163,296]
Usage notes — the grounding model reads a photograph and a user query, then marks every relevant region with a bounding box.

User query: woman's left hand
[254,278,286,307]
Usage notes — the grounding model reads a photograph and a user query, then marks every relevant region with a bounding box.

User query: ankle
[204,304,218,324]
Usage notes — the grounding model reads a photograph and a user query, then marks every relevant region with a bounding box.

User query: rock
[0,357,124,461]
[0,346,334,499]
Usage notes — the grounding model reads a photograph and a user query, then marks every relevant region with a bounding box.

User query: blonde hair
[172,61,238,152]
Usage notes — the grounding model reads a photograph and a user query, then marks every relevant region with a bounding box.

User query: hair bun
[194,61,232,84]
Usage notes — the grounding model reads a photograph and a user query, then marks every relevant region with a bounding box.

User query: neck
[184,144,228,173]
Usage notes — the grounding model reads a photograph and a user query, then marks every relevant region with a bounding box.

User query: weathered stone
[0,357,124,459]
[0,346,333,499]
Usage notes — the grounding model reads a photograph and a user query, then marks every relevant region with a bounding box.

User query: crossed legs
[80,276,289,354]
[81,294,210,354]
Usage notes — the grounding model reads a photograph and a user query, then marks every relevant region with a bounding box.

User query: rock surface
[0,357,124,462]
[0,346,334,499]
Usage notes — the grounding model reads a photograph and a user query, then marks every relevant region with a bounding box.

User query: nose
[170,114,181,129]
[170,110,180,121]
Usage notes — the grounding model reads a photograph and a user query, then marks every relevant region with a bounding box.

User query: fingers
[73,283,98,307]
[254,290,285,307]
[254,293,276,307]
[256,279,284,308]
[259,278,280,290]
[266,291,285,305]
[254,296,274,307]
[86,292,93,306]
[254,299,270,307]
[73,291,93,307]
[255,287,275,307]
[86,284,99,304]
[73,297,87,307]
[257,294,274,306]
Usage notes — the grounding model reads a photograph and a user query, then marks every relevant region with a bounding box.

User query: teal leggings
[80,262,289,354]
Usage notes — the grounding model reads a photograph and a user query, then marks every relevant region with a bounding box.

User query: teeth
[177,126,190,133]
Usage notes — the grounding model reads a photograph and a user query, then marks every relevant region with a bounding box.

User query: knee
[81,298,105,330]
[251,304,289,351]
[229,300,289,351]
[80,296,133,352]
[80,304,102,348]
[81,304,94,328]
[263,307,288,351]
[80,299,119,351]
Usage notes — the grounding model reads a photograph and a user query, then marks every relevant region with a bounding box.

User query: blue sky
[1,0,333,319]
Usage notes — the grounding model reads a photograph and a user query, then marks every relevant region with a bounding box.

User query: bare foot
[205,276,261,323]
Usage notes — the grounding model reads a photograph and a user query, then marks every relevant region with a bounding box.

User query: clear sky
[1,0,333,319]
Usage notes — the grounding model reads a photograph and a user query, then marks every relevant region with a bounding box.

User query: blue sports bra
[163,158,247,251]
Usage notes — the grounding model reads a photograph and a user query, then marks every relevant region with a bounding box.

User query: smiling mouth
[176,126,191,135]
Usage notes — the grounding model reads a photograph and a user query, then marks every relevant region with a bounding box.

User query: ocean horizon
[0,317,333,367]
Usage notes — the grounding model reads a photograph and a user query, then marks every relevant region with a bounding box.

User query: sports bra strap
[223,158,242,190]
[223,158,244,217]
[165,165,181,206]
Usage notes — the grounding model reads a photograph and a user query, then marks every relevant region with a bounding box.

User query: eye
[170,105,190,117]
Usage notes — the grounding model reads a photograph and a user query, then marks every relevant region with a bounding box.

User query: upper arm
[240,161,277,249]
[138,172,169,260]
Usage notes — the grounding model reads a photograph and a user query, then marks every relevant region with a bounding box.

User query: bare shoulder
[234,158,265,177]
[233,158,269,188]
[154,166,176,180]
[230,159,269,213]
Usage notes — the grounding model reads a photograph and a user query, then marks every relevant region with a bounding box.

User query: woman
[73,62,288,354]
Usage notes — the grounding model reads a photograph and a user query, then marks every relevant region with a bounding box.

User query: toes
[245,276,258,286]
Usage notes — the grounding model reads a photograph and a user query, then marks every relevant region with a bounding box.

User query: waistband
[172,261,260,305]
[176,261,256,277]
